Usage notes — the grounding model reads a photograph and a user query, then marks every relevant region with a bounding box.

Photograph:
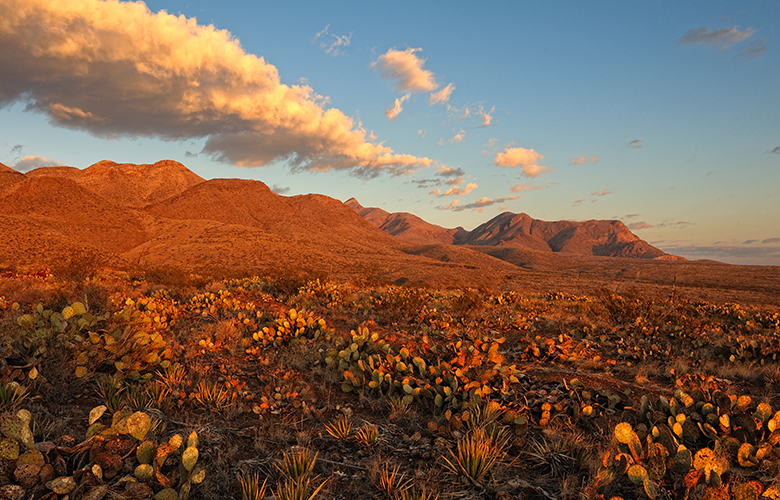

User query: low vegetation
[0,266,778,499]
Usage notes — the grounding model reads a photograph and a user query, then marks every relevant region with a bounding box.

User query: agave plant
[324,414,352,439]
[238,471,267,500]
[275,447,318,481]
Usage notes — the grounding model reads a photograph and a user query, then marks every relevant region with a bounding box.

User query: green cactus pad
[627,464,647,485]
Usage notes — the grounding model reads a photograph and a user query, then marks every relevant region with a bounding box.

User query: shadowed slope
[0,176,146,254]
[346,197,466,245]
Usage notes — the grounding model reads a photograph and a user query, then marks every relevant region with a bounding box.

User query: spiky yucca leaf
[272,478,327,500]
[275,447,318,481]
[442,428,505,485]
[355,424,381,447]
[376,465,412,498]
[324,414,352,439]
[238,472,267,500]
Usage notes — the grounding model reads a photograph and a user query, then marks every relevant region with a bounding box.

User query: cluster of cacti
[324,327,525,422]
[601,377,780,499]
[251,308,330,348]
[0,406,204,500]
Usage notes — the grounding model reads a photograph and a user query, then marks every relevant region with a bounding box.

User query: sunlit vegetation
[0,266,778,499]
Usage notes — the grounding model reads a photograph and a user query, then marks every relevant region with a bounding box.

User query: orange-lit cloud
[494,147,548,177]
[372,48,438,93]
[440,196,520,212]
[10,155,61,172]
[449,130,466,144]
[510,183,543,193]
[385,94,411,121]
[570,154,600,165]
[628,221,653,230]
[429,83,455,105]
[591,189,610,197]
[477,106,495,127]
[0,0,430,177]
[430,183,478,197]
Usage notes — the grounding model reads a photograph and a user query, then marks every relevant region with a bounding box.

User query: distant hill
[345,198,466,245]
[348,200,680,261]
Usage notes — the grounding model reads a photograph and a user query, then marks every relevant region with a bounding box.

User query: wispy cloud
[372,48,439,93]
[429,183,477,197]
[764,237,780,244]
[591,189,611,197]
[271,184,290,195]
[572,199,585,206]
[677,25,768,60]
[313,24,352,56]
[627,139,644,149]
[770,147,780,154]
[0,0,430,178]
[385,93,411,121]
[677,25,754,49]
[439,196,521,212]
[9,155,61,172]
[510,183,543,193]
[477,105,495,127]
[737,38,769,60]
[449,130,466,144]
[570,154,600,165]
[628,221,653,230]
[494,147,548,178]
[429,83,455,105]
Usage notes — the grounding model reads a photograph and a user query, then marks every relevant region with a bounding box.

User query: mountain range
[8,159,776,304]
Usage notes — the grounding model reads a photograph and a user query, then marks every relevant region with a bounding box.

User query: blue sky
[1,0,778,264]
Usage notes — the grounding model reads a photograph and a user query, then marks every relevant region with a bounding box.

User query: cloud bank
[0,0,431,177]
[494,147,548,178]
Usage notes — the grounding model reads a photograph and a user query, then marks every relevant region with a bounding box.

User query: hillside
[3,160,779,305]
[348,199,676,260]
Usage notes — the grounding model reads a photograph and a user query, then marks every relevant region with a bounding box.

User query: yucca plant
[275,447,318,481]
[0,381,28,411]
[376,465,412,499]
[94,376,126,412]
[442,428,505,485]
[157,362,187,389]
[195,380,230,411]
[397,487,439,500]
[388,395,411,419]
[324,414,352,439]
[525,434,591,478]
[239,471,268,500]
[355,424,381,447]
[272,478,327,500]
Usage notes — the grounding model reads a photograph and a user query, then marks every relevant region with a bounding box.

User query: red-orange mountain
[2,160,778,305]
[346,199,674,260]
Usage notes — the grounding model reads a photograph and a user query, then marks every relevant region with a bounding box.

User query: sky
[1,0,778,265]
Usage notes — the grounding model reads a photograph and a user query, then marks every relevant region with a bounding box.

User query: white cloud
[0,0,430,178]
[371,48,438,93]
[385,93,410,121]
[429,83,455,105]
[494,147,548,178]
[313,24,351,56]
[10,155,61,172]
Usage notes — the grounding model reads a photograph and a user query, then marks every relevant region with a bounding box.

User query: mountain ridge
[346,199,678,260]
